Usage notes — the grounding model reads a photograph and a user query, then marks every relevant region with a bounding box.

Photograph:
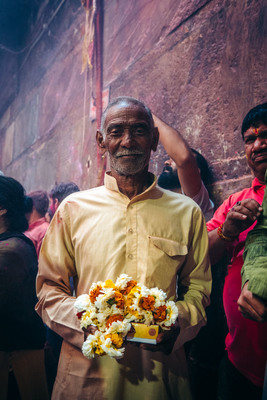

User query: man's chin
[113,165,148,177]
[254,164,267,182]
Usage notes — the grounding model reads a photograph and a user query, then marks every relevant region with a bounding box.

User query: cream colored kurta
[36,173,211,400]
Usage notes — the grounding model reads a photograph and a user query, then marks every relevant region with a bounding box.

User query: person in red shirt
[207,102,267,400]
[25,190,49,257]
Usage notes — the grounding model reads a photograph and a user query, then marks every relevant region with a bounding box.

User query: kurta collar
[104,171,159,203]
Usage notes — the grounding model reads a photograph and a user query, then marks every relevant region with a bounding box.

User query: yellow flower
[105,333,124,348]
[104,279,116,289]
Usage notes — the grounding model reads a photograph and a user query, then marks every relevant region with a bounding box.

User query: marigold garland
[74,274,178,359]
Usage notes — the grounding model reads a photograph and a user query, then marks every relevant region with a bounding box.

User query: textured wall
[0,0,266,208]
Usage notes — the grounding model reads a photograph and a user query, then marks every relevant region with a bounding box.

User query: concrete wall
[0,0,266,208]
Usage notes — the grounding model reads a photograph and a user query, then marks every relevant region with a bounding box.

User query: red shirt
[25,217,49,258]
[207,177,267,387]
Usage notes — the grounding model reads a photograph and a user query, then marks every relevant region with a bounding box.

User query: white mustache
[115,151,145,157]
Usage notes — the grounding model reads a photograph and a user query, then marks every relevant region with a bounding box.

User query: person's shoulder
[0,234,35,258]
[158,186,202,212]
[62,185,105,202]
[220,184,255,208]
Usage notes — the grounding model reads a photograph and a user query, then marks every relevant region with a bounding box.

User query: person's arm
[174,206,212,348]
[208,198,262,265]
[35,206,84,349]
[153,113,202,197]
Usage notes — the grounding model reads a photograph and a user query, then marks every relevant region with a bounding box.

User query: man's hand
[83,324,98,340]
[136,320,180,354]
[237,282,267,322]
[223,199,262,238]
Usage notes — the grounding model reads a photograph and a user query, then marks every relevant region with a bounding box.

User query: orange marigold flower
[153,305,167,322]
[106,314,123,329]
[89,285,103,303]
[114,291,125,309]
[121,280,138,295]
[139,295,155,311]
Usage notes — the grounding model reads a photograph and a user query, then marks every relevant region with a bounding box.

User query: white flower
[79,304,98,329]
[74,294,90,312]
[94,287,115,311]
[160,301,178,328]
[100,337,125,358]
[140,286,151,297]
[82,332,101,359]
[107,320,132,336]
[142,311,154,325]
[150,287,167,307]
[115,274,133,290]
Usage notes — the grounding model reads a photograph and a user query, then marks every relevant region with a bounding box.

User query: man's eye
[110,129,121,136]
[134,127,146,135]
[245,138,254,145]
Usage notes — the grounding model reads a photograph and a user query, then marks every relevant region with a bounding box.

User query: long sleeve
[175,206,211,348]
[36,207,84,349]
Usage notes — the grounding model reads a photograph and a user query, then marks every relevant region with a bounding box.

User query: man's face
[162,159,177,174]
[99,103,158,176]
[243,123,267,182]
[158,158,181,191]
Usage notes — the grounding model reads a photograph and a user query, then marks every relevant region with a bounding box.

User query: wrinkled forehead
[103,102,152,130]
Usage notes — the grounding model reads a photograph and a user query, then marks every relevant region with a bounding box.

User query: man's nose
[120,130,134,147]
[164,159,172,166]
[253,136,267,151]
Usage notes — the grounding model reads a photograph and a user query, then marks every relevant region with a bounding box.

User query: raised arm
[153,113,202,197]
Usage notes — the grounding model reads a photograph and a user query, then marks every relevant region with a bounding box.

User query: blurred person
[24,190,49,257]
[207,102,267,400]
[45,181,80,396]
[49,181,80,219]
[36,96,211,400]
[0,176,49,400]
[154,114,214,221]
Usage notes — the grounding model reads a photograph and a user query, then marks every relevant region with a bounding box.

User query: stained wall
[0,0,266,207]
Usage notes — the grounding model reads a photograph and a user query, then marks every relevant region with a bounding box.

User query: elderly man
[207,102,267,400]
[36,96,211,400]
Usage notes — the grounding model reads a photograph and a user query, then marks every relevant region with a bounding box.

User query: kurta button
[128,228,133,234]
[128,254,133,259]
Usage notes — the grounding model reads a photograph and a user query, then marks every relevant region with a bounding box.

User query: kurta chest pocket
[146,236,188,293]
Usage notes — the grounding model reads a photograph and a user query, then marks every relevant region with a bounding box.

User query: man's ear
[152,127,159,152]
[96,131,106,156]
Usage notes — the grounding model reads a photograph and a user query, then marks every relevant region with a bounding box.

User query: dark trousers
[217,352,263,400]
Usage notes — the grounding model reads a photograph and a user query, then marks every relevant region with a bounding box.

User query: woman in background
[0,176,49,400]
